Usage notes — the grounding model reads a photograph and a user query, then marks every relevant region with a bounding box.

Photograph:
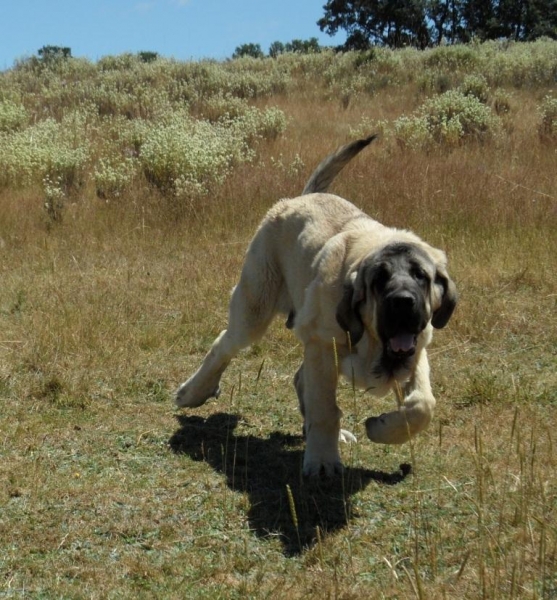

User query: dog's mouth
[387,333,417,358]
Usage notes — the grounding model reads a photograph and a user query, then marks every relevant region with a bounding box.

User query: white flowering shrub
[393,115,434,149]
[0,115,89,189]
[94,157,138,199]
[43,174,66,222]
[394,90,501,149]
[0,100,28,132]
[232,106,287,142]
[0,40,553,207]
[349,117,389,140]
[202,94,252,122]
[139,107,279,197]
[539,94,557,138]
[478,39,557,87]
[458,74,490,103]
[201,93,287,140]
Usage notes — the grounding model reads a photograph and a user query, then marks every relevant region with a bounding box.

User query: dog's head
[336,241,457,360]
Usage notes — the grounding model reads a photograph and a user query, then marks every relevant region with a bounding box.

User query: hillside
[0,40,556,598]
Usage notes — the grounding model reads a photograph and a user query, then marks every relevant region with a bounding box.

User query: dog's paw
[303,458,344,479]
[175,378,220,408]
[365,413,410,445]
[339,429,357,444]
[302,445,344,478]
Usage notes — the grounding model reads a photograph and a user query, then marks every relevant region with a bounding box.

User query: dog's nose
[390,293,415,311]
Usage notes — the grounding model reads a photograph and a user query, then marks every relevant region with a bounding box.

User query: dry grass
[1,56,556,598]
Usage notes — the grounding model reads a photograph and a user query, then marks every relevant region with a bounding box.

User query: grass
[1,43,556,598]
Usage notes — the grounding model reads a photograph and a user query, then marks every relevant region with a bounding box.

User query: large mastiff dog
[176,136,457,477]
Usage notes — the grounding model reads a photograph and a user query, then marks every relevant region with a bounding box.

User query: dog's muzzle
[379,291,427,358]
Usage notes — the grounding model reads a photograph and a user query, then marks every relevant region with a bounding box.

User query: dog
[176,136,457,477]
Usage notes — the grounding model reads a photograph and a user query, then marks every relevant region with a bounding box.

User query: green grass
[1,41,556,598]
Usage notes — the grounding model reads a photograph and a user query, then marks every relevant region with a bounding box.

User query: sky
[0,0,346,70]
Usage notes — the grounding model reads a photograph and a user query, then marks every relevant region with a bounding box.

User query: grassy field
[0,42,556,598]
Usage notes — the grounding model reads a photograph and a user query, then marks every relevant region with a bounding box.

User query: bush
[0,100,28,132]
[539,94,557,138]
[94,157,139,199]
[458,74,490,103]
[393,115,434,149]
[424,45,479,71]
[491,89,513,115]
[394,90,501,149]
[139,106,285,198]
[0,115,89,190]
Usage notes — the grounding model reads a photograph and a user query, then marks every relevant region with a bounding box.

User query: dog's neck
[340,329,417,397]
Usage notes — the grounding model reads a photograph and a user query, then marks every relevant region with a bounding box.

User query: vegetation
[319,0,557,48]
[37,45,72,61]
[235,37,322,59]
[0,40,556,598]
[232,43,265,59]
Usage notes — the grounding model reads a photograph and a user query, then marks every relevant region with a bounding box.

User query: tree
[497,0,557,40]
[460,0,498,40]
[270,38,321,56]
[269,41,286,58]
[284,37,322,53]
[137,51,159,63]
[38,45,72,62]
[232,43,264,59]
[428,0,466,45]
[319,0,432,49]
[318,0,556,48]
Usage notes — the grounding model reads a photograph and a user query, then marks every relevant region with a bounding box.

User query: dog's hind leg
[176,242,281,408]
[294,364,306,436]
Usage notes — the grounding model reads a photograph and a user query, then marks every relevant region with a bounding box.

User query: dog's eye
[373,265,390,290]
[412,267,428,283]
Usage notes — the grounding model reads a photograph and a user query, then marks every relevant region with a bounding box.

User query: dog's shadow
[169,413,410,555]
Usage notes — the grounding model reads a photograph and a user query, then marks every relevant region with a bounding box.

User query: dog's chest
[339,336,412,397]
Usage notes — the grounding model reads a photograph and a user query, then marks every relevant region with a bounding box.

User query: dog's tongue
[389,334,416,353]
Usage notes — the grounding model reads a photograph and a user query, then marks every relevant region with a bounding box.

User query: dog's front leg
[301,341,343,478]
[366,349,436,444]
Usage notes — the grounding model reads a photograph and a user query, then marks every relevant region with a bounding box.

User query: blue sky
[0,0,346,70]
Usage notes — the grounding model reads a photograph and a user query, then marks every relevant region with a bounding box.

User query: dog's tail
[302,134,378,195]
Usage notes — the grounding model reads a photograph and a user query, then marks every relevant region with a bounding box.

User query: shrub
[424,90,500,139]
[0,100,28,132]
[201,94,253,122]
[394,90,501,149]
[416,69,453,95]
[491,89,513,115]
[0,116,89,190]
[393,115,434,149]
[349,117,388,140]
[94,157,139,199]
[424,45,479,71]
[139,107,285,198]
[232,106,287,141]
[539,94,557,138]
[458,74,490,103]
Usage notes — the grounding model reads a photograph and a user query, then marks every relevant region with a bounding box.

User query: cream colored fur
[176,137,457,477]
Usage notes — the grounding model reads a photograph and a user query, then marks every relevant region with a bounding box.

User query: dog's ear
[431,266,458,329]
[336,271,365,346]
